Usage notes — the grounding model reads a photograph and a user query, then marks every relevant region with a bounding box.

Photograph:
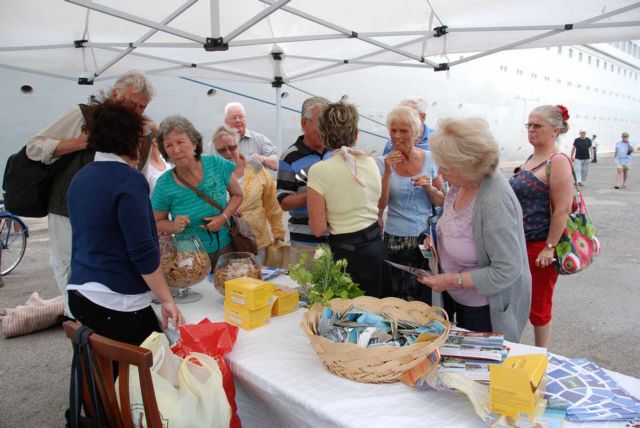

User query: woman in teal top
[152,115,243,268]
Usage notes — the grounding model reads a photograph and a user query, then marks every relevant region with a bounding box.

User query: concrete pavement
[0,153,638,427]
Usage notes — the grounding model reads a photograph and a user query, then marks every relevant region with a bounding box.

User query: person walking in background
[571,130,592,186]
[224,102,278,170]
[307,101,385,298]
[377,106,444,303]
[614,132,636,189]
[591,134,598,164]
[509,105,574,348]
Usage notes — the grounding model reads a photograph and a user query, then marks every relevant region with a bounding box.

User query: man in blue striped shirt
[276,97,330,244]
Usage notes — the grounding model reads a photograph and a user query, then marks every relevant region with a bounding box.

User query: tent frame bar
[224,0,291,43]
[64,0,206,44]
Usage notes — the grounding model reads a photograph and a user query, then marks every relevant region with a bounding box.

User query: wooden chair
[63,321,163,428]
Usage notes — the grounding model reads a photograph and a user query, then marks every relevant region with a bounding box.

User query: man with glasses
[570,130,593,186]
[277,97,330,245]
[224,102,278,170]
[26,70,155,316]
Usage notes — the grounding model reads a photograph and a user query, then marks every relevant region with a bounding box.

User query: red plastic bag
[172,318,241,428]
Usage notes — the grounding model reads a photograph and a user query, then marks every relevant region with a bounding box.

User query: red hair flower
[556,104,570,121]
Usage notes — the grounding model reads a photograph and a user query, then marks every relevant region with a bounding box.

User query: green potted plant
[288,245,364,305]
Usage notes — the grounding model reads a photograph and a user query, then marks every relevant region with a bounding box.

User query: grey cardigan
[468,173,532,342]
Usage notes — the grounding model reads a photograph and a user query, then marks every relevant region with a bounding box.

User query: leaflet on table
[440,329,505,361]
[544,353,640,422]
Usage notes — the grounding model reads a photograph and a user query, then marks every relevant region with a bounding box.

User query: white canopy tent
[1,0,639,152]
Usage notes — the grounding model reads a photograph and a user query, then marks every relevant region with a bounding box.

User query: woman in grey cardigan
[418,118,531,342]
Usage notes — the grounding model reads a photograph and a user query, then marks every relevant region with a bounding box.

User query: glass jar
[213,252,262,296]
[159,234,211,289]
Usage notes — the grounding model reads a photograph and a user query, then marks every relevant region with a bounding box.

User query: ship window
[557,46,562,54]
[596,59,600,68]
[588,56,592,65]
[569,48,573,58]
[579,52,583,62]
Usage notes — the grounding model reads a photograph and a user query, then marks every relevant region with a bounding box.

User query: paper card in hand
[385,260,434,278]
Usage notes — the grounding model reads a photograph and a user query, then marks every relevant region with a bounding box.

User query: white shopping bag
[123,332,231,428]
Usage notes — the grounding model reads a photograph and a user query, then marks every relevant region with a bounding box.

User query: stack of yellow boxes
[489,354,549,422]
[224,277,274,330]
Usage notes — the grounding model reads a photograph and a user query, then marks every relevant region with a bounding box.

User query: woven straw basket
[301,296,451,384]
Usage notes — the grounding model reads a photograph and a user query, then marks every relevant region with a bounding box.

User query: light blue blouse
[376,153,438,237]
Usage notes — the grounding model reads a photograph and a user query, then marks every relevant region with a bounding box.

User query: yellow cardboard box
[489,354,548,422]
[224,276,274,310]
[271,286,299,316]
[224,301,272,330]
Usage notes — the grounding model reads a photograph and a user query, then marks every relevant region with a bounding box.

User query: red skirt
[527,241,559,326]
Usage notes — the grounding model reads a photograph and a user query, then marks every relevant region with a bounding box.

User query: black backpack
[2,104,89,217]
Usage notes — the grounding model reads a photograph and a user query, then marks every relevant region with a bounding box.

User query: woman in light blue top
[614,132,635,189]
[152,115,243,269]
[377,106,444,303]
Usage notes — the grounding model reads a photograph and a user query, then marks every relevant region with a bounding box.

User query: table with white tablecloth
[168,278,640,428]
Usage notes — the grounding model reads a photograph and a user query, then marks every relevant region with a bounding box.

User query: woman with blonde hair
[509,105,574,347]
[213,124,285,264]
[418,117,531,342]
[307,101,385,297]
[377,106,444,302]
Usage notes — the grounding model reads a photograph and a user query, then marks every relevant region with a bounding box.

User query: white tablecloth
[169,278,640,428]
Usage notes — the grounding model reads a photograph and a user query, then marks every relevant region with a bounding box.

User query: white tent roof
[1,0,639,85]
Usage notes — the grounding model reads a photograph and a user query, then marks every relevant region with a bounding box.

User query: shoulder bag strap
[136,133,153,171]
[173,169,225,213]
[545,153,580,213]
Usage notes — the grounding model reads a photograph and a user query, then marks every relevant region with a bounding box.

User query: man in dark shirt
[276,96,330,244]
[571,130,592,186]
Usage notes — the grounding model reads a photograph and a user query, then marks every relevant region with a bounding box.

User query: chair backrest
[63,321,163,428]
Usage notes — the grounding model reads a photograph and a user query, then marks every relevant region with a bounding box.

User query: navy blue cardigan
[68,161,159,294]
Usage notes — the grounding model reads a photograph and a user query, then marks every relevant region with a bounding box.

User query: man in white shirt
[224,102,278,170]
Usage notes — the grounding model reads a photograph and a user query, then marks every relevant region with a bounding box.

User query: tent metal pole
[198,65,272,83]
[89,0,197,82]
[231,33,348,47]
[0,63,77,81]
[211,0,221,38]
[0,44,72,51]
[65,0,206,44]
[449,1,640,68]
[86,42,201,48]
[258,0,437,67]
[286,55,432,68]
[224,0,291,43]
[275,86,282,159]
[272,49,285,157]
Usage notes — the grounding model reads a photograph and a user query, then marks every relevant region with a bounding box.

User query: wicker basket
[301,296,450,384]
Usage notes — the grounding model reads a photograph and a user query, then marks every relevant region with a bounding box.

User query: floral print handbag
[547,154,600,274]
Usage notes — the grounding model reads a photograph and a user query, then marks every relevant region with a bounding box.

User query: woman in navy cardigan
[67,99,184,345]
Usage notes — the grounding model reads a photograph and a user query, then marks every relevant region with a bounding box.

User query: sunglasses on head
[217,144,238,154]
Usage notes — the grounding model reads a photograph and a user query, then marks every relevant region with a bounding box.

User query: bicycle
[0,201,29,275]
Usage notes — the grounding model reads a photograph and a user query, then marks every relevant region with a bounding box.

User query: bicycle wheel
[0,215,27,275]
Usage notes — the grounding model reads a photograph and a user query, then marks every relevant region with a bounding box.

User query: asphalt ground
[0,153,638,427]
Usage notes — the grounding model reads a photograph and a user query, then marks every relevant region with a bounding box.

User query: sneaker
[577,182,583,187]
[614,185,620,189]
[622,185,627,188]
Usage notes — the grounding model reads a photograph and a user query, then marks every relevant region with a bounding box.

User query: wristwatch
[546,242,556,249]
[456,273,464,289]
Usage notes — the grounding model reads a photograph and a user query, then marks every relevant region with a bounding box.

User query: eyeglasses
[217,144,238,154]
[524,123,545,130]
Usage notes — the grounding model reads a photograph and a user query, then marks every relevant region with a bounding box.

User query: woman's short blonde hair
[429,117,500,180]
[212,124,240,147]
[386,106,422,142]
[317,101,359,150]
